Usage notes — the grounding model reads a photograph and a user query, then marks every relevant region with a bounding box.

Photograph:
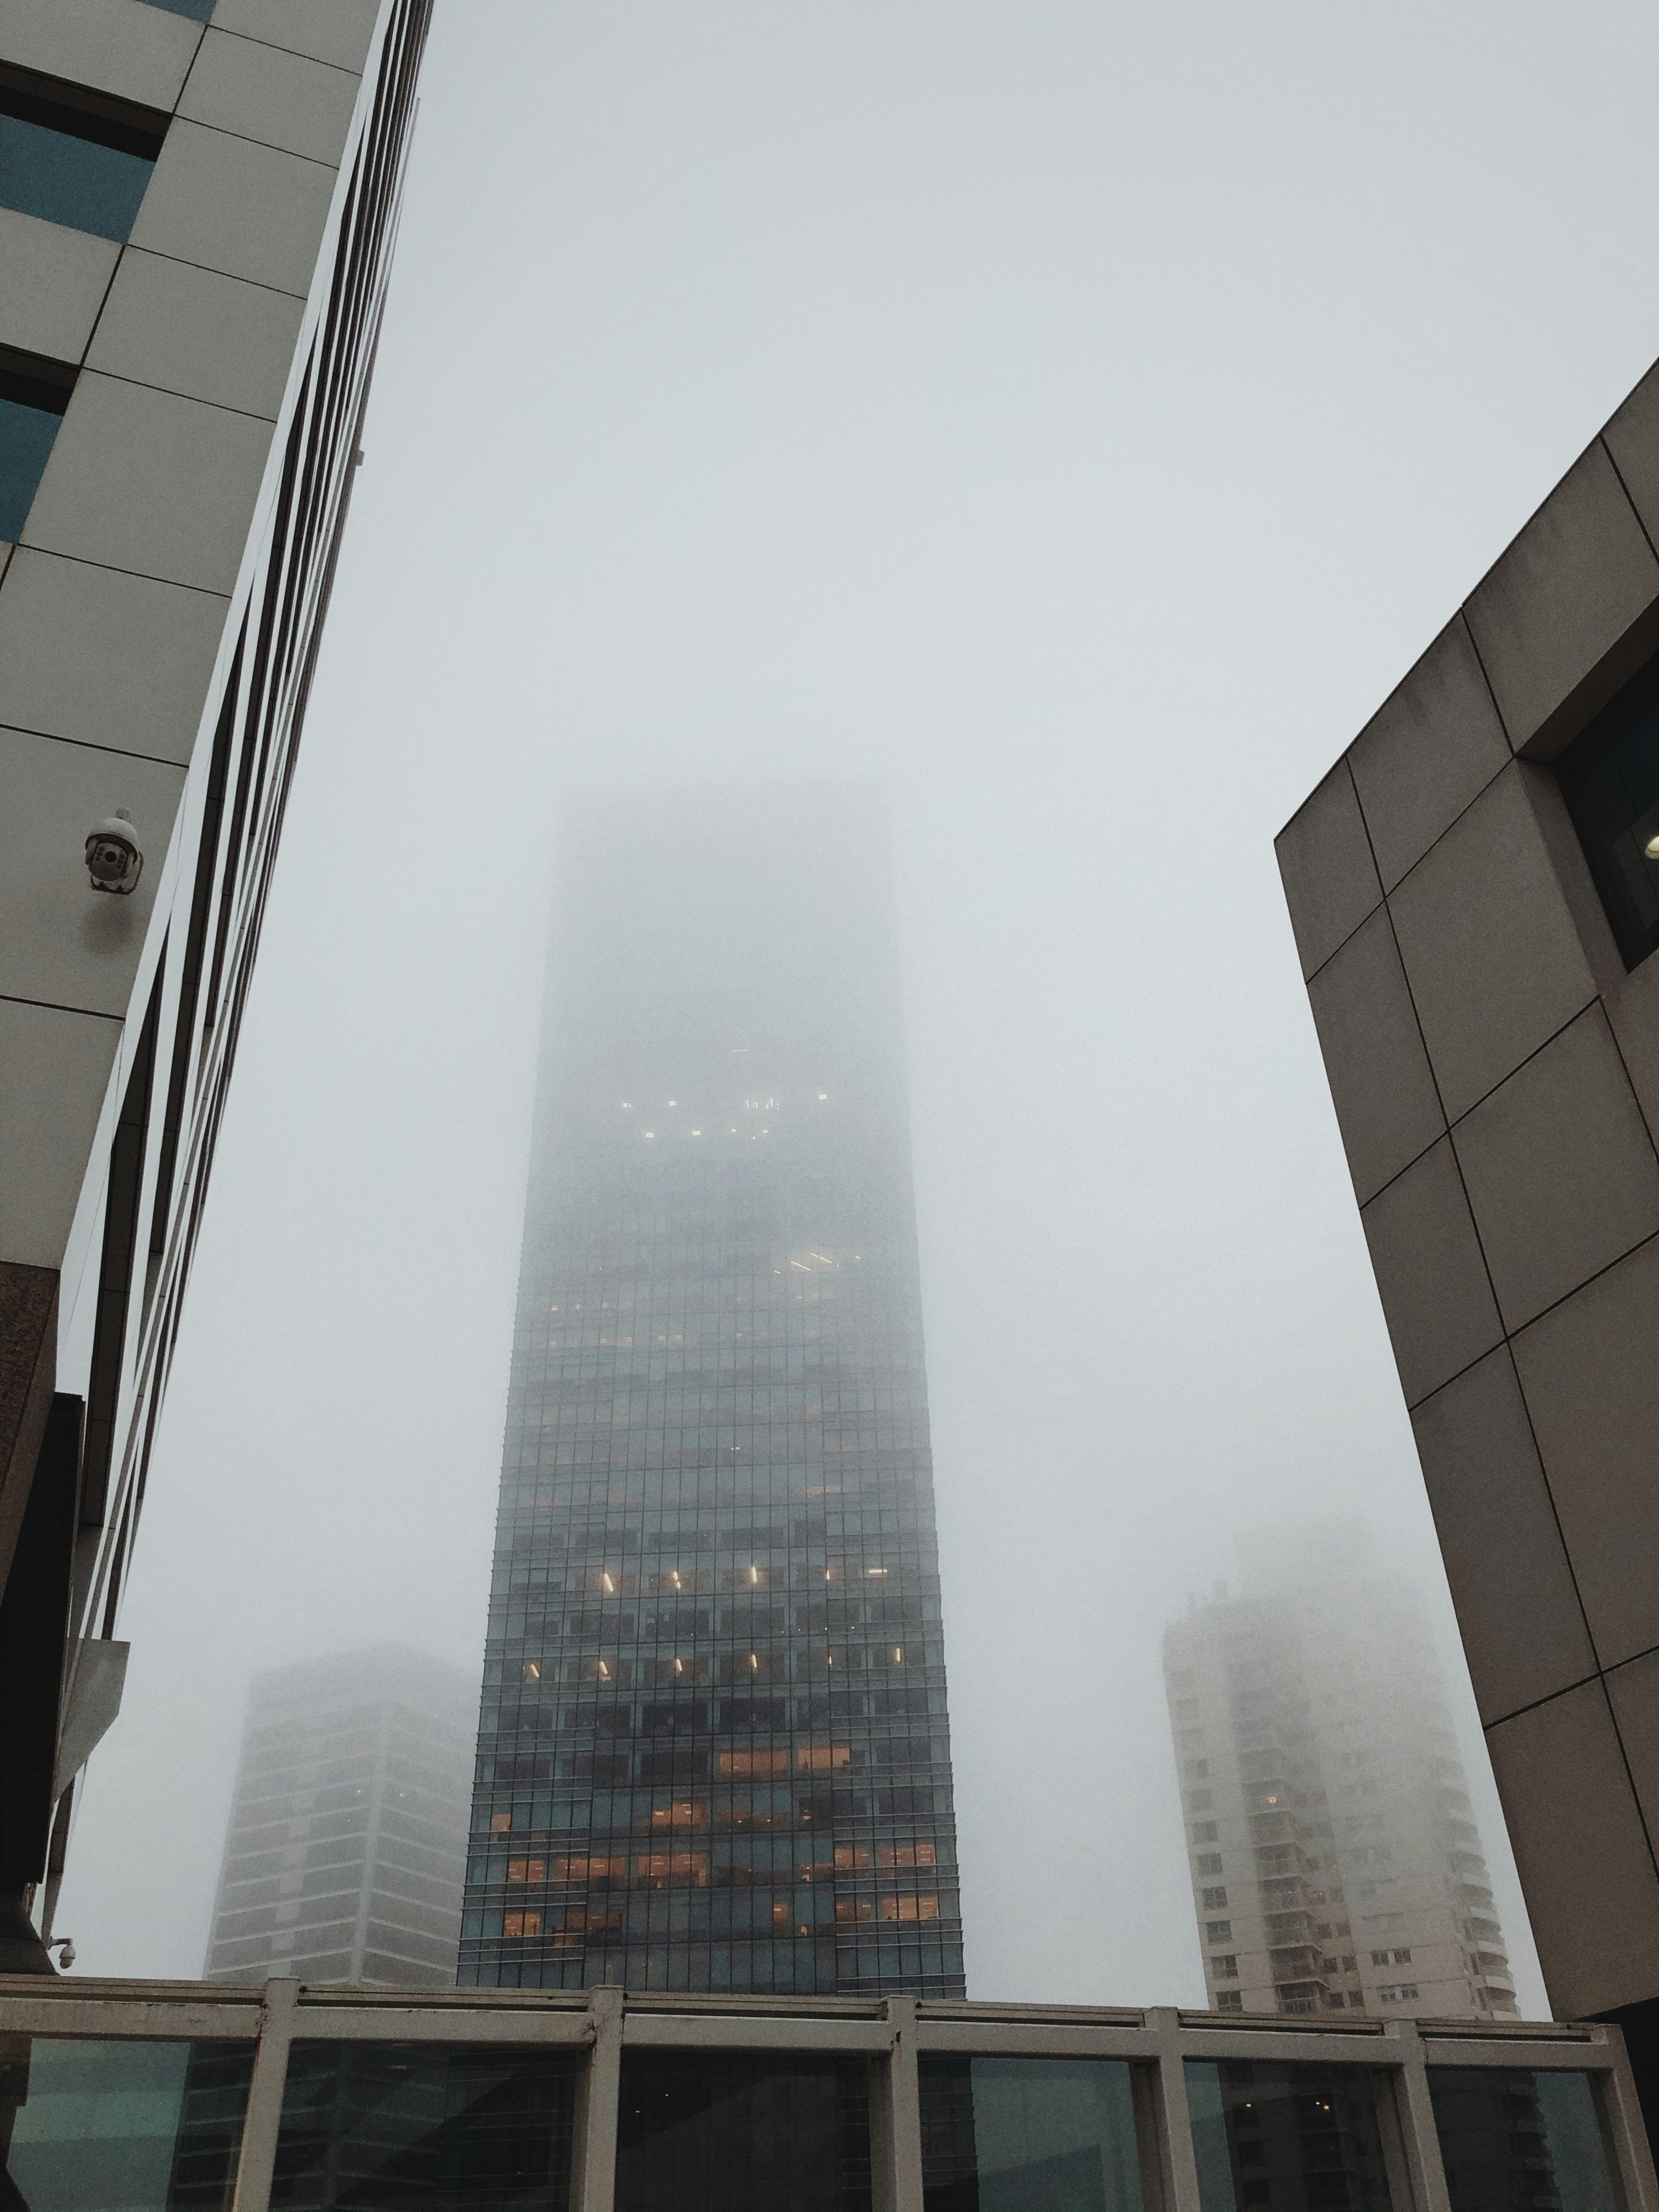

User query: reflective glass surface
[616,2051,872,2212]
[1187,2060,1392,2212]
[0,388,64,540]
[461,789,963,1995]
[271,2042,578,2212]
[0,2036,253,2212]
[0,114,156,240]
[919,2055,1145,2212]
[1429,2068,1621,2212]
[1557,651,1659,970]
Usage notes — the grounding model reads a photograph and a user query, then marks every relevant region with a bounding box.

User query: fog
[56,1,1659,2016]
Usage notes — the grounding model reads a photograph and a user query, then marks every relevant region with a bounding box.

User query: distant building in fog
[1161,1532,1517,2019]
[205,1646,475,1988]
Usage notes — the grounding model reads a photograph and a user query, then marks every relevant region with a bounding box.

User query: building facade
[204,1646,475,1989]
[461,786,965,1997]
[1277,359,1659,2084]
[0,1973,1650,2212]
[1163,1537,1516,2023]
[0,0,432,1962]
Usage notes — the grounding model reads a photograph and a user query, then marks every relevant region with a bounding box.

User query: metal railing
[0,1974,1651,2212]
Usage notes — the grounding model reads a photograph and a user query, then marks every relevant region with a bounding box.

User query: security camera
[86,810,142,895]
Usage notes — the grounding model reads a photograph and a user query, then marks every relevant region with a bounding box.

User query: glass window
[0,2036,255,2212]
[0,64,168,241]
[1429,2067,1622,2212]
[616,2051,872,2212]
[1187,2060,1392,2212]
[1557,651,1659,969]
[0,346,74,543]
[919,2055,1144,2212]
[271,2042,579,2211]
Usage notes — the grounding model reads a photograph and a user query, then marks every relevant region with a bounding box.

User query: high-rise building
[1163,1532,1517,2021]
[204,1646,475,1988]
[461,785,965,1997]
[0,0,432,1966]
[1276,355,1659,2109]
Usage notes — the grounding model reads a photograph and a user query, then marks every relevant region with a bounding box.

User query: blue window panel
[0,394,65,542]
[142,0,217,16]
[0,113,157,241]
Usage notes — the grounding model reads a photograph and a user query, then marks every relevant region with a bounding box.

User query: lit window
[503,1911,542,1938]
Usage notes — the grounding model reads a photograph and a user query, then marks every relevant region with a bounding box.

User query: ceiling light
[1645,834,1659,860]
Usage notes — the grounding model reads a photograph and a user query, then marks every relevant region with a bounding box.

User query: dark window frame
[1556,647,1659,972]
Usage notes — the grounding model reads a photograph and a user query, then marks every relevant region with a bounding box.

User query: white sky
[59,0,1659,2016]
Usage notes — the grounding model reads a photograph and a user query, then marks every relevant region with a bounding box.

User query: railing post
[1145,2007,1202,2212]
[1595,2023,1659,2212]
[873,1994,926,2212]
[1383,2021,1451,2212]
[572,1985,622,2212]
[229,1978,298,2212]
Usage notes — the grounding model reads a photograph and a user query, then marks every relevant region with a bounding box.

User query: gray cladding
[1278,356,1659,2019]
[0,0,433,1924]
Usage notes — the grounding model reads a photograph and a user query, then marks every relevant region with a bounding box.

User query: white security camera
[86,810,142,895]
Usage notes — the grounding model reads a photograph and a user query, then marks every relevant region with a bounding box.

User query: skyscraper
[205,1646,475,1989]
[0,0,432,1966]
[460,786,965,1996]
[1163,1531,1517,2021]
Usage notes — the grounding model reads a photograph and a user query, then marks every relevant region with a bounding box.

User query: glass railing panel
[1186,2058,1393,2212]
[271,2042,580,2212]
[1428,2067,1623,2212]
[918,2053,1145,2212]
[0,2036,255,2212]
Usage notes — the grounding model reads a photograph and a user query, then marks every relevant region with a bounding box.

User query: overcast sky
[58,0,1659,2016]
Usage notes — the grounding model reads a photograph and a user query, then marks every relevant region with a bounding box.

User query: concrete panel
[178,27,360,167]
[1389,765,1599,1122]
[210,0,380,72]
[0,549,227,764]
[0,0,201,109]
[1604,950,1659,1155]
[1486,1679,1659,2019]
[1602,361,1659,554]
[1514,1239,1659,1671]
[88,248,304,420]
[1274,761,1381,981]
[1605,1649,1659,1858]
[1306,905,1444,1204]
[1464,441,1659,754]
[0,999,120,1272]
[129,116,337,296]
[0,727,184,1018]
[1359,1135,1503,1408]
[21,371,275,595]
[1347,617,1512,893]
[0,210,119,366]
[1453,1003,1659,1333]
[1410,1347,1597,1724]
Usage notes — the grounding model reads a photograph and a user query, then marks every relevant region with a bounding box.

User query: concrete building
[462,786,964,1997]
[1164,1533,1516,2023]
[2,1974,1651,2212]
[204,1646,475,1989]
[0,0,432,1965]
[1277,359,1659,2099]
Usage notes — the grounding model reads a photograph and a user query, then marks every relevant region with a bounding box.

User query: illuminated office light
[1646,833,1659,859]
[749,1565,759,1584]
[602,1572,616,1593]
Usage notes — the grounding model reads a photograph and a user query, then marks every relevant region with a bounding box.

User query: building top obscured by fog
[1164,1525,1516,2021]
[205,1645,476,1988]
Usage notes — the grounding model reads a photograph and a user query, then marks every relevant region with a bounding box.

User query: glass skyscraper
[459,785,964,1996]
